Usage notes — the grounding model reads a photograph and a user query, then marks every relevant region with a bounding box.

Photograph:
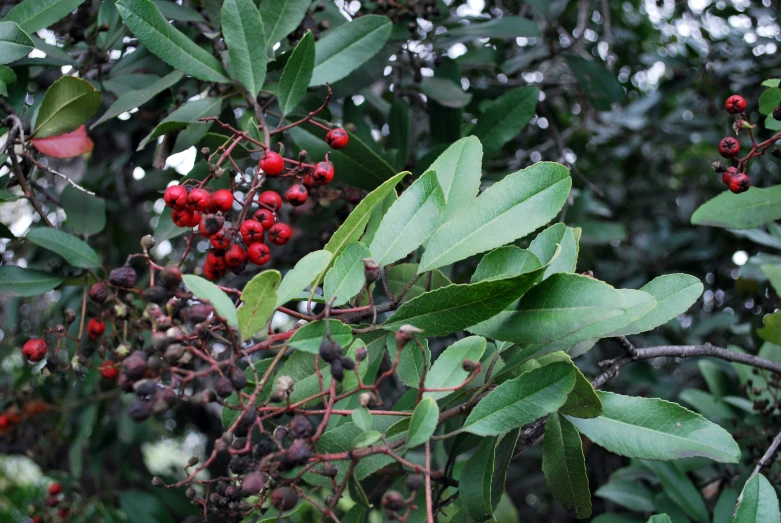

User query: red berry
[313,161,335,185]
[100,361,118,380]
[326,128,349,149]
[57,506,70,518]
[87,318,106,339]
[259,151,285,176]
[31,516,43,523]
[253,208,275,229]
[198,214,224,237]
[0,414,11,430]
[729,173,750,194]
[718,137,740,158]
[258,191,283,211]
[203,262,221,281]
[722,166,738,185]
[163,185,188,209]
[22,339,47,363]
[210,227,233,249]
[240,219,265,245]
[268,223,292,245]
[188,188,211,211]
[302,171,315,189]
[725,95,747,114]
[171,208,199,228]
[224,244,248,268]
[211,189,234,213]
[285,184,309,206]
[206,250,227,273]
[48,482,63,496]
[248,242,271,265]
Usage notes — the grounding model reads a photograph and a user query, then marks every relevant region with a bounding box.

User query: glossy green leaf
[138,97,223,150]
[33,76,101,138]
[288,320,352,354]
[351,407,373,432]
[0,266,64,297]
[386,335,430,389]
[644,461,708,523]
[237,270,281,340]
[734,474,780,523]
[427,136,483,224]
[310,15,392,86]
[447,16,539,39]
[0,22,34,65]
[117,0,230,83]
[463,362,575,436]
[275,250,332,308]
[529,352,602,418]
[460,436,497,521]
[542,413,591,519]
[152,0,205,22]
[60,186,106,236]
[369,170,445,266]
[385,263,451,302]
[182,274,239,329]
[472,86,539,156]
[691,186,781,230]
[92,71,183,128]
[407,397,439,449]
[419,162,571,272]
[595,480,655,512]
[260,0,310,45]
[565,55,624,111]
[277,31,315,116]
[566,391,741,463]
[221,0,266,96]
[3,0,84,33]
[528,223,581,279]
[424,336,486,400]
[26,228,101,268]
[471,246,541,283]
[324,242,371,307]
[420,76,472,108]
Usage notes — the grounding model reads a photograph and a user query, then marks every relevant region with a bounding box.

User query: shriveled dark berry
[271,487,298,511]
[230,368,247,390]
[232,437,247,450]
[286,439,311,467]
[253,439,275,458]
[159,266,183,287]
[462,359,479,372]
[229,457,251,475]
[216,376,234,398]
[319,338,341,363]
[144,285,171,305]
[290,415,312,439]
[89,282,109,303]
[225,486,239,501]
[122,352,148,381]
[128,397,153,422]
[382,490,406,512]
[109,266,137,288]
[134,379,157,397]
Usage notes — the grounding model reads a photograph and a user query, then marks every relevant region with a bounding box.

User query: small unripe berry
[211,189,234,213]
[89,282,109,303]
[363,258,380,283]
[164,185,188,209]
[313,161,335,185]
[253,208,275,229]
[240,219,265,245]
[725,94,747,114]
[354,345,367,362]
[382,490,406,512]
[248,242,271,265]
[268,223,292,245]
[259,151,285,176]
[326,128,349,149]
[22,339,47,362]
[270,487,298,511]
[87,318,106,339]
[109,266,137,288]
[224,244,248,268]
[729,173,750,194]
[462,359,479,372]
[718,136,740,158]
[199,214,224,237]
[285,184,309,206]
[210,227,233,249]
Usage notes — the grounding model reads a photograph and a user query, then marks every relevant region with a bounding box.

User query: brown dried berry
[109,266,137,288]
[270,487,298,511]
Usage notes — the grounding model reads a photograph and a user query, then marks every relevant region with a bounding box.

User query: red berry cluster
[713,94,753,194]
[27,482,69,522]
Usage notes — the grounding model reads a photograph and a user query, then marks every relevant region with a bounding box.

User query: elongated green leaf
[288,320,352,354]
[26,228,101,268]
[0,65,16,95]
[691,186,781,230]
[407,397,439,449]
[92,71,183,128]
[735,474,780,523]
[424,336,486,400]
[471,246,541,283]
[460,436,497,521]
[4,0,84,33]
[138,97,223,150]
[260,0,309,45]
[324,242,371,307]
[278,31,315,116]
[448,16,539,39]
[369,170,445,266]
[566,391,741,463]
[351,407,373,432]
[33,76,101,138]
[419,162,571,272]
[237,270,281,340]
[386,263,451,302]
[384,267,548,336]
[714,489,739,523]
[565,56,623,111]
[427,136,483,224]
[421,76,472,108]
[386,335,430,389]
[310,15,392,86]
[472,86,539,156]
[0,22,34,65]
[182,274,239,329]
[221,0,266,96]
[529,352,601,418]
[609,274,703,336]
[275,250,332,308]
[0,266,64,297]
[528,223,581,279]
[542,413,591,519]
[117,0,230,83]
[595,480,655,512]
[464,362,575,436]
[644,461,708,523]
[60,187,106,236]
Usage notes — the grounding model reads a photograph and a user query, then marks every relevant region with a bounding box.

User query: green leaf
[152,0,205,22]
[3,0,84,33]
[424,336,486,401]
[647,516,673,523]
[33,76,101,138]
[0,65,16,96]
[471,246,541,283]
[221,0,266,97]
[260,0,310,46]
[460,436,497,521]
[565,55,624,111]
[763,264,781,295]
[0,266,64,297]
[352,430,382,449]
[407,397,439,449]
[275,250,332,308]
[565,391,741,463]
[92,71,183,128]
[324,242,372,307]
[734,474,780,523]
[60,186,106,236]
[419,162,571,272]
[387,335,430,388]
[595,480,655,512]
[427,136,483,224]
[117,0,230,83]
[119,490,175,523]
[490,430,521,511]
[310,15,392,86]
[351,407,373,432]
[25,228,101,268]
[369,170,445,266]
[644,461,708,523]
[691,186,781,230]
[715,489,739,523]
[386,263,451,302]
[463,362,575,436]
[0,22,34,65]
[447,16,539,39]
[528,223,581,279]
[237,270,281,340]
[529,352,602,418]
[138,97,223,150]
[759,88,781,115]
[277,31,315,116]
[759,312,781,345]
[384,267,549,337]
[472,87,539,156]
[420,76,473,108]
[542,413,591,519]
[182,274,239,329]
[388,99,410,169]
[609,274,703,336]
[362,190,396,246]
[288,320,352,354]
